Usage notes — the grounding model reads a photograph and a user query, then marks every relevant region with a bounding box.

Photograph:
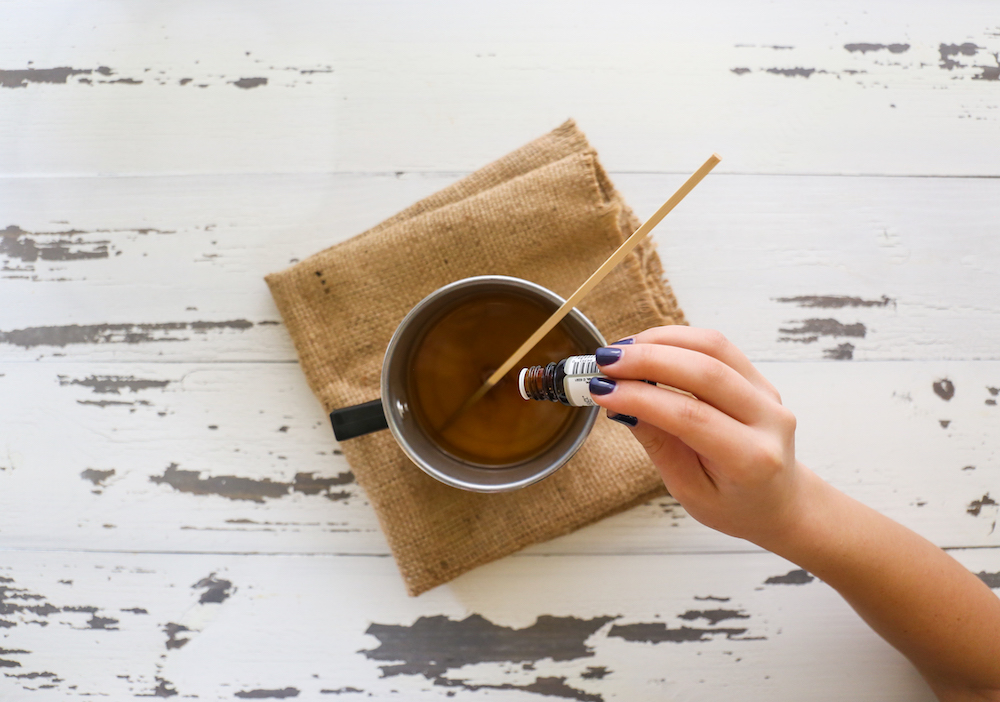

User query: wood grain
[2,173,998,361]
[0,360,996,556]
[4,547,997,700]
[1,1,998,176]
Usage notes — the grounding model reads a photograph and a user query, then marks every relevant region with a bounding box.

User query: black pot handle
[330,399,389,441]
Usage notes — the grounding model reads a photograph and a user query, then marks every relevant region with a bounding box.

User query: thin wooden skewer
[441,153,721,429]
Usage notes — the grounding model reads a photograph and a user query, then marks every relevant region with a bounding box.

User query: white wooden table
[2,2,998,699]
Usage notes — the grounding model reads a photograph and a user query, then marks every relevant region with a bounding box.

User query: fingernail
[589,377,617,396]
[611,338,634,346]
[595,347,622,366]
[608,412,638,427]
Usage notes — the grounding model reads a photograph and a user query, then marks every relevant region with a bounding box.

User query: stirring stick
[442,153,721,429]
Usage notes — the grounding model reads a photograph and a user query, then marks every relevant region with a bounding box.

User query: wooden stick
[446,153,721,424]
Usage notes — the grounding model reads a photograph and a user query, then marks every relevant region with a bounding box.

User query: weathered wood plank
[3,548,996,700]
[1,0,998,176]
[1,360,996,556]
[2,173,998,362]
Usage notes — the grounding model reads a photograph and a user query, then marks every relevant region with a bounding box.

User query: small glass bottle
[518,355,605,407]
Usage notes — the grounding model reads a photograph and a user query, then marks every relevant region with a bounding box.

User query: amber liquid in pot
[407,290,585,466]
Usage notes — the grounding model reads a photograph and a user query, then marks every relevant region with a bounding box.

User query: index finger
[617,327,782,403]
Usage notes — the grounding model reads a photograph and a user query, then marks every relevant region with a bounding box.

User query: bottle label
[562,354,604,407]
[564,355,599,376]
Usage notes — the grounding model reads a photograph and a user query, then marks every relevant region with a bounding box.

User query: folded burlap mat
[266,120,684,595]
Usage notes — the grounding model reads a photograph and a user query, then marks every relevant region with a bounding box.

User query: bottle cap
[517,367,530,401]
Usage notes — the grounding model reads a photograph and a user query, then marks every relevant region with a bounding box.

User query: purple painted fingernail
[608,412,638,427]
[595,347,622,366]
[611,338,635,346]
[589,377,617,396]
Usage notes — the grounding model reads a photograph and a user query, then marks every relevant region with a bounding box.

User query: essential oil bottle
[518,355,605,407]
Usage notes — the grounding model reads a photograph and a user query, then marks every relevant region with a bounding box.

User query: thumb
[622,416,714,501]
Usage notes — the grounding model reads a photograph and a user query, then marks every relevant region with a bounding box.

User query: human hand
[589,327,808,546]
[590,328,1000,697]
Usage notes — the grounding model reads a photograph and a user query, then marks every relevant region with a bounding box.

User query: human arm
[589,326,1000,700]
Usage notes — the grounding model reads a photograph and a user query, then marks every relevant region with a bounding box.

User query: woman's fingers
[617,327,782,403]
[593,378,758,470]
[596,342,772,426]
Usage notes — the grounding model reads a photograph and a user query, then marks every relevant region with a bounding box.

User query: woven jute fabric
[265,120,684,596]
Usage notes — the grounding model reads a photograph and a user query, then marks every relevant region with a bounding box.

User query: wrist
[749,462,833,558]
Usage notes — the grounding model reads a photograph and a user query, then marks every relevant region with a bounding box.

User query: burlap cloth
[265,120,684,596]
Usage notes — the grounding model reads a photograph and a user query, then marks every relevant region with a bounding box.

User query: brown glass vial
[518,354,604,407]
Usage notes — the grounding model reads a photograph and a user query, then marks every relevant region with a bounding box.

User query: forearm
[759,465,1000,695]
[588,328,1000,696]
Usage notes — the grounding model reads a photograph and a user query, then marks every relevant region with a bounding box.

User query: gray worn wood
[1,0,999,176]
[0,361,997,557]
[2,174,999,362]
[1,1,999,699]
[5,547,998,701]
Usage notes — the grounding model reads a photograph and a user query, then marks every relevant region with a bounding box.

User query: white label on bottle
[564,375,598,406]
[564,355,599,376]
[562,355,604,407]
